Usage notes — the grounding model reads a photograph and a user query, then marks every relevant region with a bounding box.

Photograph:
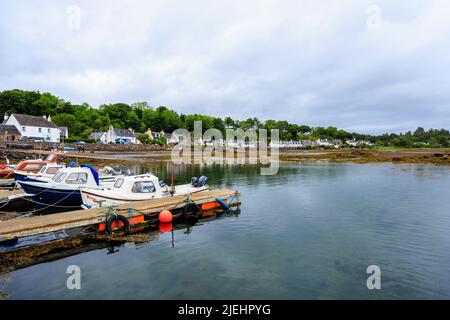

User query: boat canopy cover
[80,164,99,185]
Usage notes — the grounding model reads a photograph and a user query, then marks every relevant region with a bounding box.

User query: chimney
[3,113,8,122]
[42,115,47,120]
[47,115,52,122]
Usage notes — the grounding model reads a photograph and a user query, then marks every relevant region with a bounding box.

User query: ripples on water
[3,163,450,299]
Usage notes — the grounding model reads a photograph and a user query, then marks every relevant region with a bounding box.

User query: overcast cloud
[1,0,449,133]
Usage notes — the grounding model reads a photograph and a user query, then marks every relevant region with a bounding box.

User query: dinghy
[80,174,209,208]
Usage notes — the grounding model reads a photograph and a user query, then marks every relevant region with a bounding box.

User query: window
[23,163,44,171]
[52,173,67,183]
[22,126,26,132]
[114,178,124,188]
[65,173,88,184]
[46,167,60,174]
[132,181,156,193]
[48,128,51,133]
[38,128,42,133]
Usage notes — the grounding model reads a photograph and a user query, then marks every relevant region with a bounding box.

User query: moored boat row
[2,151,211,211]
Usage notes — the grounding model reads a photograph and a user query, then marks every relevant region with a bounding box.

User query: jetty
[0,189,239,242]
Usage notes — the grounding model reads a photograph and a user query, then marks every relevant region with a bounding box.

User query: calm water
[3,162,450,299]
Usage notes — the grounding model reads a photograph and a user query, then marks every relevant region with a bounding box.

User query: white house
[89,125,138,144]
[143,129,185,145]
[3,113,61,142]
[89,131,107,143]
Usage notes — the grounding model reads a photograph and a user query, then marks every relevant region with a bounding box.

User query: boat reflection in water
[0,207,241,273]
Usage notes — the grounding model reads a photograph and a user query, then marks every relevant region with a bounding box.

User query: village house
[346,139,374,147]
[144,129,160,140]
[316,139,333,147]
[90,125,139,144]
[3,113,61,142]
[144,128,184,145]
[89,131,106,143]
[0,123,21,141]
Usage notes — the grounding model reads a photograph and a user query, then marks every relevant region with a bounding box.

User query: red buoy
[159,222,173,233]
[159,210,173,223]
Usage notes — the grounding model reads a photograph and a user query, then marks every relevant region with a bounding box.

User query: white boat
[14,162,66,183]
[17,165,118,207]
[80,174,209,209]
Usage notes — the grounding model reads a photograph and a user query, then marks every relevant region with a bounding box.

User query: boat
[81,174,209,209]
[0,151,65,179]
[13,162,66,183]
[17,164,118,208]
[15,162,126,184]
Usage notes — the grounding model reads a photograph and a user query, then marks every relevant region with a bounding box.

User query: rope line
[9,187,82,215]
[0,182,19,209]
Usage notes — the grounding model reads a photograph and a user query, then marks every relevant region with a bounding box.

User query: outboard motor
[191,177,198,186]
[197,176,208,186]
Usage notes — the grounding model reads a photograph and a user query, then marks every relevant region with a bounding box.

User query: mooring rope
[11,186,82,215]
[0,182,19,210]
[18,196,82,209]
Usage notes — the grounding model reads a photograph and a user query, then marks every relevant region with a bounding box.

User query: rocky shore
[2,147,450,166]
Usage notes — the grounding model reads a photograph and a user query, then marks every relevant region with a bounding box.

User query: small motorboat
[17,164,118,208]
[0,151,65,179]
[14,162,66,183]
[81,174,209,209]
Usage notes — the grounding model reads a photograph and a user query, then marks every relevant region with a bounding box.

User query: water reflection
[0,208,241,273]
[3,163,450,299]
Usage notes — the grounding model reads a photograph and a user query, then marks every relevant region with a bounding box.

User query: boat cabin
[49,166,102,188]
[111,174,168,196]
[38,163,65,176]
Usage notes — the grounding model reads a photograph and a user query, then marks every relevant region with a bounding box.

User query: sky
[1,0,450,134]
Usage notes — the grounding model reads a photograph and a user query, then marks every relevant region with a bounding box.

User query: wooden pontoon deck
[0,189,238,242]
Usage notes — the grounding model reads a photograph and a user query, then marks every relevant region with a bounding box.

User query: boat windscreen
[80,164,100,185]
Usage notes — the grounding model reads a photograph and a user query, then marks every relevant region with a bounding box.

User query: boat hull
[0,169,14,179]
[18,182,83,207]
[81,185,209,209]
[13,171,47,183]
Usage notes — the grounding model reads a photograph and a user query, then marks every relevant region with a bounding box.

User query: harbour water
[2,162,450,299]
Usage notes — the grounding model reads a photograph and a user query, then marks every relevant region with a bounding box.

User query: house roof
[10,113,58,128]
[113,128,136,137]
[0,124,20,135]
[89,132,105,139]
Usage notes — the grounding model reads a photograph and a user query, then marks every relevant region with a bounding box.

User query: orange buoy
[159,222,173,233]
[159,210,173,223]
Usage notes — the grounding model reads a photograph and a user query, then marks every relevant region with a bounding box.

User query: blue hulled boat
[18,165,117,208]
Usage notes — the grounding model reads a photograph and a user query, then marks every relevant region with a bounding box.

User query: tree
[298,125,311,134]
[137,133,151,144]
[224,117,235,128]
[52,113,79,136]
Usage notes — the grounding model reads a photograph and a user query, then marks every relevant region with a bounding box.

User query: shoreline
[2,147,450,166]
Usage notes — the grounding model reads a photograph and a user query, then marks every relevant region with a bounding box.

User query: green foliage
[0,89,449,148]
[137,134,167,146]
[137,133,151,144]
